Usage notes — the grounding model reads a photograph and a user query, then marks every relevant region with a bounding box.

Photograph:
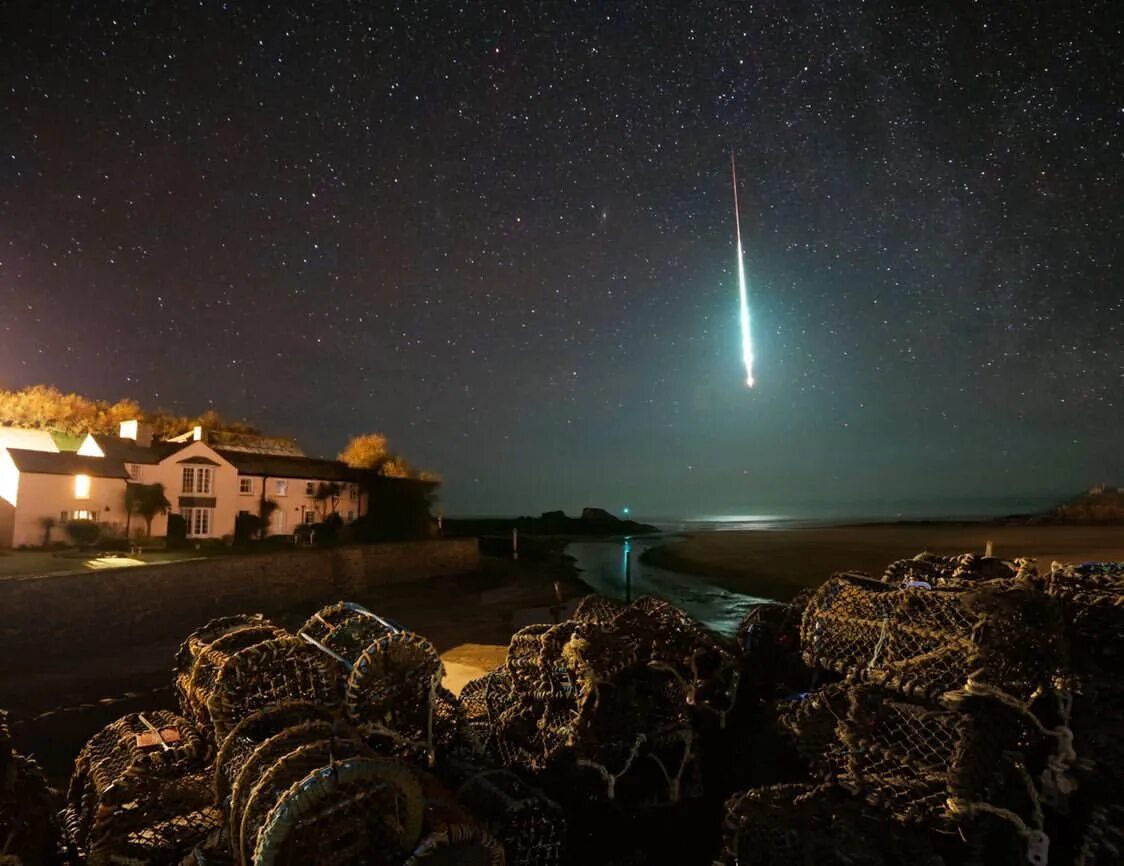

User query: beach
[642,522,1124,600]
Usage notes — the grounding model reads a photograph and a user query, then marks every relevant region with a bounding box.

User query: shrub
[234,513,263,544]
[64,520,100,547]
[166,513,187,548]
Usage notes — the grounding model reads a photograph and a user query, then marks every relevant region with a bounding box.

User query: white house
[0,420,376,546]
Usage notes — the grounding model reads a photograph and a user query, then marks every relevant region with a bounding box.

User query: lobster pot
[298,602,445,765]
[835,684,1048,835]
[213,702,336,807]
[610,597,741,725]
[64,710,219,866]
[882,553,1036,588]
[174,615,289,734]
[346,630,444,764]
[297,602,397,659]
[404,798,506,866]
[774,683,850,778]
[208,635,343,744]
[457,669,519,764]
[801,574,1064,701]
[456,770,564,866]
[0,709,58,866]
[716,783,945,866]
[1070,678,1124,798]
[228,727,423,866]
[571,593,626,624]
[1072,804,1124,866]
[1046,563,1124,676]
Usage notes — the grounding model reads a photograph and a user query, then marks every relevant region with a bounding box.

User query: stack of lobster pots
[718,553,1079,866]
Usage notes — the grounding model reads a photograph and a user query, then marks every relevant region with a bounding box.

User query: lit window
[239,478,253,494]
[275,480,288,496]
[305,481,316,496]
[70,509,94,521]
[74,474,91,499]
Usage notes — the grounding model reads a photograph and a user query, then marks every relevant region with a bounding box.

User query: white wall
[11,472,129,547]
[248,476,365,535]
[149,441,240,539]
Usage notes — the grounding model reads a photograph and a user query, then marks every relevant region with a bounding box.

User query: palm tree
[129,482,171,538]
[313,482,342,518]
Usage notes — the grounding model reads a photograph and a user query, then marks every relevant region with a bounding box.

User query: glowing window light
[74,474,91,499]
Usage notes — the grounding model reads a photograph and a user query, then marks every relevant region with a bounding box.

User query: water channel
[563,534,772,638]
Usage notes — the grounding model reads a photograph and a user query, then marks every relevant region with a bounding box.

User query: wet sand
[643,522,1124,601]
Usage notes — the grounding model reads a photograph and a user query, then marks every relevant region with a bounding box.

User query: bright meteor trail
[730,152,755,388]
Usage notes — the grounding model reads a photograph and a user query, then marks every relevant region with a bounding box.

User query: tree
[313,482,342,516]
[38,516,56,547]
[129,483,170,538]
[258,498,279,538]
[338,432,439,480]
[339,433,391,470]
[65,519,100,547]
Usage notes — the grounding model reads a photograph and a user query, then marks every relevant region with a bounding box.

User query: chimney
[119,419,154,448]
[192,425,203,442]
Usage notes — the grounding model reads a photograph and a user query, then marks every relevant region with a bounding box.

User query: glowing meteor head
[746,376,755,389]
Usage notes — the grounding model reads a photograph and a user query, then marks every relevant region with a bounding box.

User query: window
[303,510,316,524]
[349,484,359,501]
[74,474,91,499]
[274,479,288,496]
[126,463,143,481]
[305,481,317,496]
[239,478,253,495]
[182,467,213,494]
[346,510,354,522]
[181,507,212,537]
[69,509,95,521]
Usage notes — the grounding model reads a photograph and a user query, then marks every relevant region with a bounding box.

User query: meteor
[730,152,755,388]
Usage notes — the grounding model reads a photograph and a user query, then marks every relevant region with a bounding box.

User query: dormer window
[74,474,91,499]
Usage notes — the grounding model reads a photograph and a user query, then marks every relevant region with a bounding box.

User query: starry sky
[1,2,1119,518]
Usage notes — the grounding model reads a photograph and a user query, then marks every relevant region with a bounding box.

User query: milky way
[1,2,1119,515]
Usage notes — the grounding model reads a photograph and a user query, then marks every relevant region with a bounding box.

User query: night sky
[1,2,1119,517]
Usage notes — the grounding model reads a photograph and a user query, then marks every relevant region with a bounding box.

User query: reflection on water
[565,536,772,638]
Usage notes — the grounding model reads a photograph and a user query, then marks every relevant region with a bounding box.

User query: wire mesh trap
[801,572,1065,702]
[455,768,565,866]
[64,710,219,865]
[0,709,59,866]
[882,553,1038,589]
[297,602,445,765]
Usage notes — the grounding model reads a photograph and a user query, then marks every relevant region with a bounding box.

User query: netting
[174,616,290,735]
[773,682,849,778]
[883,553,1038,588]
[296,602,446,766]
[801,573,1064,702]
[207,635,343,745]
[404,797,506,866]
[715,782,945,866]
[252,756,424,866]
[0,709,58,866]
[65,710,219,865]
[571,594,626,624]
[214,702,336,807]
[1046,562,1124,677]
[455,769,564,866]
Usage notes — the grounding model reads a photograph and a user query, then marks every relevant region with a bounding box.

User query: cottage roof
[5,448,130,479]
[89,435,167,465]
[214,450,363,482]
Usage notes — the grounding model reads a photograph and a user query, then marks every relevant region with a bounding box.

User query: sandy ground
[643,522,1124,600]
[1,556,580,785]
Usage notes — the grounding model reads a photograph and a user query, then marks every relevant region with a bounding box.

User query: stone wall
[0,539,478,663]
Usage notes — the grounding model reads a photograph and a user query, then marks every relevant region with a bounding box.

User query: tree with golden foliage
[338,433,440,481]
[0,385,260,438]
